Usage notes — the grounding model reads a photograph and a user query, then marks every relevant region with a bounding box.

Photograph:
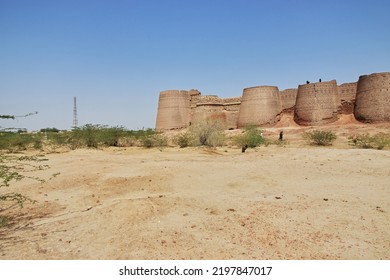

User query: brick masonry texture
[237,86,282,128]
[155,72,389,129]
[354,72,390,122]
[294,80,341,126]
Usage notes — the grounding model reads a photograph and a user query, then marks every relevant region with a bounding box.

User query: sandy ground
[1,120,390,260]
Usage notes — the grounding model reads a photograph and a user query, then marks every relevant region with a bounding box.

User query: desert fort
[1,72,389,260]
[156,72,390,130]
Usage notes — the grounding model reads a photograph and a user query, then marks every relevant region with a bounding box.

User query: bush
[173,132,193,148]
[0,114,56,215]
[71,124,102,148]
[0,154,50,207]
[190,120,225,147]
[70,126,157,149]
[125,128,156,139]
[46,131,70,152]
[234,125,264,148]
[40,127,59,133]
[99,126,126,147]
[0,216,10,228]
[141,133,168,149]
[1,125,159,150]
[32,134,44,150]
[0,132,35,152]
[349,133,390,150]
[141,137,154,148]
[303,130,337,146]
[117,136,138,147]
[153,133,168,148]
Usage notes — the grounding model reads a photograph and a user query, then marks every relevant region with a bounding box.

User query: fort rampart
[294,80,340,126]
[155,72,389,130]
[155,90,190,130]
[280,88,298,112]
[338,82,357,114]
[237,86,282,128]
[354,72,390,122]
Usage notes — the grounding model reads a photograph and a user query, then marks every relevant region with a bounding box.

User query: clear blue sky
[1,0,389,131]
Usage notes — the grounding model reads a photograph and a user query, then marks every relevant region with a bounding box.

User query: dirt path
[1,141,389,259]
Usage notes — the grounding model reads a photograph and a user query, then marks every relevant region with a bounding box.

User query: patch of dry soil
[1,126,389,260]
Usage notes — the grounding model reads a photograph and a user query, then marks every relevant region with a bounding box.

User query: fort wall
[354,72,390,122]
[156,89,242,130]
[155,90,191,130]
[338,82,357,114]
[280,88,298,111]
[237,86,282,128]
[155,72,389,130]
[191,95,241,129]
[294,80,340,125]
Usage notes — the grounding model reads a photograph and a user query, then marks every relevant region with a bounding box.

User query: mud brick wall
[155,90,191,130]
[237,86,282,127]
[354,72,390,122]
[294,80,341,125]
[338,82,357,114]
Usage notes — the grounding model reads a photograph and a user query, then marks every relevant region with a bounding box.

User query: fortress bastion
[237,86,282,128]
[155,90,191,130]
[294,80,340,126]
[354,72,390,122]
[155,72,389,130]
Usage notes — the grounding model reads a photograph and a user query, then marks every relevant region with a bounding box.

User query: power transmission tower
[73,97,78,127]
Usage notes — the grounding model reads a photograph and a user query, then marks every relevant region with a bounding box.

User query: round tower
[155,90,190,130]
[294,80,340,125]
[237,86,282,127]
[354,72,390,122]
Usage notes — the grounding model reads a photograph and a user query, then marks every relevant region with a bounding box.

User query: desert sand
[1,121,389,260]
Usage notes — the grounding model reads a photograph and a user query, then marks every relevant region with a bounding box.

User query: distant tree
[0,115,15,120]
[40,127,60,133]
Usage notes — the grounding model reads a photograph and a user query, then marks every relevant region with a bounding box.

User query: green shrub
[173,132,193,148]
[0,154,50,207]
[124,128,156,139]
[349,133,390,150]
[141,137,154,148]
[141,133,168,149]
[40,127,59,133]
[1,125,160,150]
[99,126,127,147]
[190,120,225,147]
[117,136,138,147]
[0,216,10,228]
[153,133,168,148]
[32,134,44,150]
[303,130,337,146]
[1,114,55,213]
[0,132,35,152]
[234,125,264,148]
[46,132,70,152]
[71,124,103,148]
